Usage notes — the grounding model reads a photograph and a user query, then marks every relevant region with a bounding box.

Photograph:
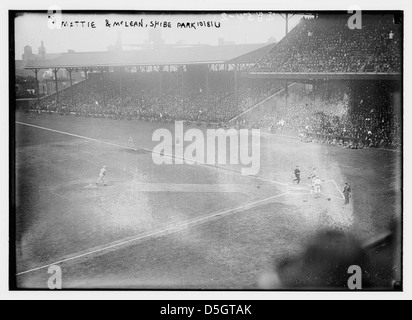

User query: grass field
[13,111,402,289]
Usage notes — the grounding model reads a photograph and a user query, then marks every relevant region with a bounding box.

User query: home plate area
[287,179,344,199]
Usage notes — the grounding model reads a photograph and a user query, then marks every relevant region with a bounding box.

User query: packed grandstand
[251,14,401,73]
[18,13,402,150]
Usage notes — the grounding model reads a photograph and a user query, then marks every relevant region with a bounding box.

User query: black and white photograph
[8,3,404,294]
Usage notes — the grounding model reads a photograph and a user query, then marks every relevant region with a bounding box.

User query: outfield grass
[14,112,401,289]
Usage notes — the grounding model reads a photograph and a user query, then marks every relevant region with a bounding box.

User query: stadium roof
[25,43,271,69]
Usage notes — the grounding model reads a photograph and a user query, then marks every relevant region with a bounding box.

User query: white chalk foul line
[16,121,133,150]
[16,121,288,187]
[16,192,289,276]
[331,179,345,199]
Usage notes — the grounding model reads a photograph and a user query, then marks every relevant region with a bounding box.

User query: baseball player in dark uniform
[343,182,351,205]
[293,166,301,184]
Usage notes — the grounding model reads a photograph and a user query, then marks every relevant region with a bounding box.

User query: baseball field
[13,111,401,289]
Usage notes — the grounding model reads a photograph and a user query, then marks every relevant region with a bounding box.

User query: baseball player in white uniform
[308,167,317,182]
[313,176,322,198]
[96,166,107,186]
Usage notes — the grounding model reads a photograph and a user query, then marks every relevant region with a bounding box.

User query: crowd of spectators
[253,14,401,73]
[241,81,401,149]
[31,73,280,124]
[27,74,401,150]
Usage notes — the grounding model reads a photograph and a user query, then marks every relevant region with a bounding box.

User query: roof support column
[66,68,73,87]
[32,68,40,106]
[279,13,295,38]
[53,68,60,109]
[65,68,74,106]
[286,13,289,37]
[81,67,89,80]
[98,67,107,109]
